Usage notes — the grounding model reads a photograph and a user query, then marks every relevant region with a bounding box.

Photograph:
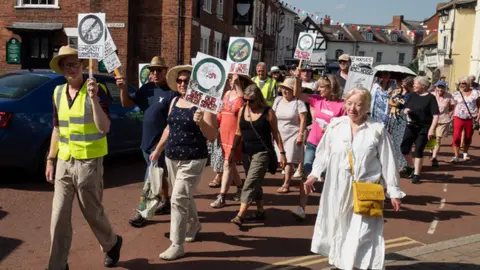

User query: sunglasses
[459,82,467,85]
[63,61,82,69]
[176,78,190,84]
[150,68,166,74]
[339,60,348,64]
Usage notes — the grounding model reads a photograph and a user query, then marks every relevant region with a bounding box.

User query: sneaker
[104,235,123,267]
[431,158,439,168]
[210,194,226,208]
[185,223,202,242]
[401,166,414,178]
[233,188,242,202]
[293,168,303,178]
[291,206,306,219]
[128,211,146,228]
[412,174,421,184]
[155,198,171,215]
[450,156,459,163]
[463,153,471,161]
[159,244,185,261]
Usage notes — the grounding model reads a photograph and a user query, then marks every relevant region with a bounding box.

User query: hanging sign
[294,32,316,61]
[139,63,150,87]
[6,38,21,64]
[227,37,254,75]
[77,13,106,59]
[185,52,230,114]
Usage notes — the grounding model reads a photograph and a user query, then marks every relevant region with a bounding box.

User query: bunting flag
[279,1,438,36]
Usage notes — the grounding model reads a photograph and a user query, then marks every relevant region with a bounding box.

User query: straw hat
[166,65,193,91]
[148,56,168,69]
[229,73,254,86]
[49,45,86,74]
[278,77,296,91]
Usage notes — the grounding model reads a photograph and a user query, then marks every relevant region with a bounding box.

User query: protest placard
[185,52,230,113]
[350,56,374,67]
[226,37,254,75]
[138,63,150,87]
[294,32,316,61]
[102,52,121,74]
[343,65,375,95]
[103,27,117,58]
[77,13,106,59]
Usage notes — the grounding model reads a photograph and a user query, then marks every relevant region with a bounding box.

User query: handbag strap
[245,105,271,152]
[458,90,474,119]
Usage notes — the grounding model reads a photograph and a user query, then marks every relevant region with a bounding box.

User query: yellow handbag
[347,149,386,217]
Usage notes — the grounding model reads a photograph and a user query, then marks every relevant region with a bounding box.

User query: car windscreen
[0,73,51,99]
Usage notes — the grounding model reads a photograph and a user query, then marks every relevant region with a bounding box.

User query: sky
[281,0,447,25]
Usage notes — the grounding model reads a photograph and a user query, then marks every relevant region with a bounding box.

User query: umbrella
[374,64,417,77]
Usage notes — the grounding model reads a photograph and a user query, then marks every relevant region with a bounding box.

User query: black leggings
[400,124,429,158]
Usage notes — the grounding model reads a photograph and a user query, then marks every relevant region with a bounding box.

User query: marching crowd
[43,44,479,270]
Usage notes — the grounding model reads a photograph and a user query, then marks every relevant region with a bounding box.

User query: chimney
[324,15,331,26]
[392,15,404,29]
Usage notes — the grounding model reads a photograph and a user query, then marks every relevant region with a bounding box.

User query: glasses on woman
[176,78,190,84]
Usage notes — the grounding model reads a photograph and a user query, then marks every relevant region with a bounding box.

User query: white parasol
[374,64,417,76]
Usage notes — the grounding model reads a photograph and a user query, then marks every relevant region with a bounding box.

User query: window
[338,32,344,40]
[335,49,344,59]
[200,26,211,54]
[358,51,365,56]
[366,32,373,41]
[16,0,58,8]
[200,37,209,54]
[203,0,212,13]
[30,37,49,59]
[376,52,383,63]
[443,36,448,50]
[216,0,223,19]
[0,73,50,99]
[214,31,222,58]
[391,34,398,42]
[398,53,405,64]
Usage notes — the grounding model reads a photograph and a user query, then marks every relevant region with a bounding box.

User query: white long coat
[309,116,405,270]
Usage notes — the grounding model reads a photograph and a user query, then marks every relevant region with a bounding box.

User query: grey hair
[458,76,471,88]
[414,76,430,89]
[256,62,266,68]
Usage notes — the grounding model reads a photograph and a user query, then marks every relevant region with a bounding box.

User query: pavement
[0,134,479,269]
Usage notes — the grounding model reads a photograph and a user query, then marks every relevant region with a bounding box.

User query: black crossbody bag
[458,90,480,130]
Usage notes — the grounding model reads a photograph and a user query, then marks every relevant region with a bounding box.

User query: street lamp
[439,9,450,24]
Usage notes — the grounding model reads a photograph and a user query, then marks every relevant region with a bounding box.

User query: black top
[404,92,439,126]
[165,98,208,160]
[130,82,178,153]
[240,106,274,156]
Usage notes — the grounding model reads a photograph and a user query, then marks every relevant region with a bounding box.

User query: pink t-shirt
[307,95,345,146]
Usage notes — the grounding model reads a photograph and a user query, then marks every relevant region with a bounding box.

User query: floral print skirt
[208,136,224,173]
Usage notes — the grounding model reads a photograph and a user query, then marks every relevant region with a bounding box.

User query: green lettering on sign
[6,38,21,64]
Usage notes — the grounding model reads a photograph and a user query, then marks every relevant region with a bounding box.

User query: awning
[5,22,63,32]
[63,27,78,37]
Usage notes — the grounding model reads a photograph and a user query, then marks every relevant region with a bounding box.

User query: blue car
[0,70,143,178]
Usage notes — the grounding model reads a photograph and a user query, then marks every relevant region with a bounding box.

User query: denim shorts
[303,142,317,175]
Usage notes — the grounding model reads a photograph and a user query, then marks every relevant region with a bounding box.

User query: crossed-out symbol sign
[228,39,251,63]
[298,34,314,51]
[79,14,104,45]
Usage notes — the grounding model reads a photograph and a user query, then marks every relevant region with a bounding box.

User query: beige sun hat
[278,77,296,91]
[49,45,86,74]
[166,65,193,91]
[148,56,168,69]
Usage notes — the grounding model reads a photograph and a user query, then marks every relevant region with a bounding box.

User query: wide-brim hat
[49,45,86,74]
[148,56,168,69]
[278,77,296,91]
[228,73,254,86]
[166,65,193,91]
[338,54,351,62]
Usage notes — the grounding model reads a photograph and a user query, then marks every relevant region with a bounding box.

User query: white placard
[138,63,150,87]
[294,32,316,61]
[350,56,374,67]
[103,53,121,74]
[103,27,117,58]
[226,37,254,75]
[185,52,230,114]
[343,65,375,95]
[77,13,106,59]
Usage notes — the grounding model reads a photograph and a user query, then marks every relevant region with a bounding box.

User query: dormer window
[366,32,373,41]
[391,34,398,42]
[338,32,344,40]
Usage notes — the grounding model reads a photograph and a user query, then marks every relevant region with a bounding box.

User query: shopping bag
[138,163,164,219]
[425,138,437,150]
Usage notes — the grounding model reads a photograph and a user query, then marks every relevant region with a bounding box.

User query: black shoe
[128,211,146,228]
[155,198,171,215]
[45,263,69,270]
[431,158,439,168]
[104,235,122,268]
[412,174,421,184]
[401,166,414,178]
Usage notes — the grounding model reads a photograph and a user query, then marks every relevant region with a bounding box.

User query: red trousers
[452,116,473,147]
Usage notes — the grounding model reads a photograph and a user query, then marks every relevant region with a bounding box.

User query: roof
[418,33,438,47]
[403,20,424,31]
[281,5,297,15]
[319,25,355,42]
[437,0,477,11]
[344,26,413,45]
[5,22,63,31]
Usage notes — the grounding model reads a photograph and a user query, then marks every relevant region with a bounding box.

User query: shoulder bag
[347,148,385,217]
[245,106,279,175]
[458,90,480,130]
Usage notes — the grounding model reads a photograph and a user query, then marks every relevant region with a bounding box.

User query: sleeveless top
[165,98,208,160]
[239,106,274,155]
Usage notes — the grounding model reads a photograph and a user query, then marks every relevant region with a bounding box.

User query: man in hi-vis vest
[252,62,277,106]
[45,45,122,269]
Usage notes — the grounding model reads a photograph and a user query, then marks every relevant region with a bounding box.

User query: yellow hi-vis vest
[253,77,275,106]
[53,82,108,161]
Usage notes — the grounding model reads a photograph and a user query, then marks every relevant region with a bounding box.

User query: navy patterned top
[165,98,208,160]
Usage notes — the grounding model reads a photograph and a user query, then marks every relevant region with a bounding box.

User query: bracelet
[280,151,286,155]
[46,157,56,162]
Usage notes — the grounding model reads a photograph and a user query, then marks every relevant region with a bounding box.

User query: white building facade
[275,7,296,65]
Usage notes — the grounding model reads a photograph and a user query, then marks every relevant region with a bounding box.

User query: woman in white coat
[304,87,405,270]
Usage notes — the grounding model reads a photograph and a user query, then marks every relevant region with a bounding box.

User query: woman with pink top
[292,70,345,219]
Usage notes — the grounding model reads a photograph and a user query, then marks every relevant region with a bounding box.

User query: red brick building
[0,0,244,86]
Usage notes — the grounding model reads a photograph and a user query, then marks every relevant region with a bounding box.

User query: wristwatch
[280,151,286,155]
[46,157,56,162]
